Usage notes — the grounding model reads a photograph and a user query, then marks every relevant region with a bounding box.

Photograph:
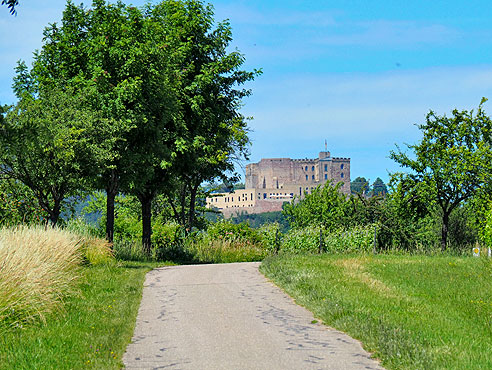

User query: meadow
[261,253,492,370]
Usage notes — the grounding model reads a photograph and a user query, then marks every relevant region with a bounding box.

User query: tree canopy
[2,0,259,251]
[1,0,18,14]
[391,98,492,249]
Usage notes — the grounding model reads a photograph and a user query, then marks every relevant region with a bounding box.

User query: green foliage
[206,219,261,243]
[0,87,115,225]
[481,204,492,248]
[351,176,370,195]
[1,0,17,15]
[83,191,141,241]
[391,99,492,249]
[280,224,375,254]
[370,177,388,196]
[283,182,352,231]
[257,222,281,253]
[324,224,375,253]
[0,178,44,225]
[151,221,187,261]
[230,210,290,232]
[184,232,268,263]
[281,225,321,254]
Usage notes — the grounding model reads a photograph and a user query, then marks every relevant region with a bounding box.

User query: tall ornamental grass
[0,226,83,330]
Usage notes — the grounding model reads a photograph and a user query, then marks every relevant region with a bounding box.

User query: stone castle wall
[206,150,351,216]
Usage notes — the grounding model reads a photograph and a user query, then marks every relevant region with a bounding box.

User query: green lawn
[260,254,492,370]
[0,261,168,369]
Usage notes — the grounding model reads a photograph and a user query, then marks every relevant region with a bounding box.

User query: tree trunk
[140,194,153,255]
[47,199,62,227]
[105,169,118,244]
[179,183,187,227]
[187,183,199,231]
[441,211,450,251]
[106,189,116,244]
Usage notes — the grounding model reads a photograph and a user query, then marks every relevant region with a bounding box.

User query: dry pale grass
[0,225,83,330]
[82,237,114,265]
[334,257,396,297]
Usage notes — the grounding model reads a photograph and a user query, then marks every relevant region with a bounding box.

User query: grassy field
[0,261,167,369]
[260,253,492,370]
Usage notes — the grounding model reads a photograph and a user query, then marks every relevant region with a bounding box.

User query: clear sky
[2,0,492,184]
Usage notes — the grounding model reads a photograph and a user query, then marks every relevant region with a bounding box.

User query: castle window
[263,193,267,199]
[305,175,308,180]
[312,166,314,171]
[312,175,314,180]
[341,173,344,178]
[324,174,327,180]
[250,193,253,200]
[341,164,344,169]
[305,166,308,171]
[324,164,327,171]
[299,187,302,195]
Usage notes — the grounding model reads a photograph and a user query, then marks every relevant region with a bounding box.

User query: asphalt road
[123,262,384,370]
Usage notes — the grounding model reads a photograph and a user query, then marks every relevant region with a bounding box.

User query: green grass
[260,254,492,370]
[0,261,169,369]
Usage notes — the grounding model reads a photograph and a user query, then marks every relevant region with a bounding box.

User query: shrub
[281,224,376,254]
[257,222,282,252]
[324,224,375,253]
[207,219,261,243]
[184,233,268,263]
[281,225,321,253]
[0,226,82,331]
[151,221,188,261]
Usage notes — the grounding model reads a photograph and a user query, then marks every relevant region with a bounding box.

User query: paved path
[123,262,383,370]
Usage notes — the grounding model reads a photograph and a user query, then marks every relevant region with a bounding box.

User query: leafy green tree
[0,87,114,225]
[371,177,388,197]
[154,0,259,231]
[0,178,43,225]
[283,182,352,231]
[351,177,370,195]
[21,0,180,249]
[391,99,492,250]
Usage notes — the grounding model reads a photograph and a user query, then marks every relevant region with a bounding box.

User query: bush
[281,225,321,254]
[151,221,188,261]
[281,224,376,254]
[324,224,375,253]
[257,222,281,252]
[0,226,82,331]
[207,219,261,243]
[184,232,268,263]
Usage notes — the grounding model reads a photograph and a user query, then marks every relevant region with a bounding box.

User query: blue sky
[2,1,492,184]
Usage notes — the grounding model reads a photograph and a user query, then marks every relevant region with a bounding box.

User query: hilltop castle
[206,151,351,217]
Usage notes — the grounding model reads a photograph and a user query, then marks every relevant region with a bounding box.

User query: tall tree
[0,87,115,225]
[153,0,259,231]
[25,0,176,244]
[391,99,492,250]
[371,177,388,197]
[351,176,370,195]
